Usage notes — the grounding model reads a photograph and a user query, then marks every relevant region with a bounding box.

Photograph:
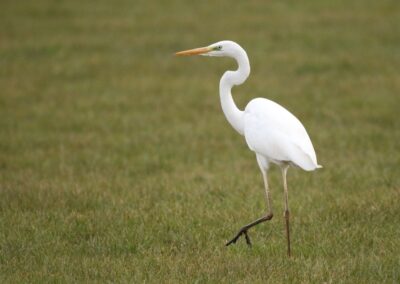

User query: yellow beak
[175,46,211,56]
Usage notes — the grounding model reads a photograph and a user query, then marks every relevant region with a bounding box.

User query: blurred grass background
[0,0,399,282]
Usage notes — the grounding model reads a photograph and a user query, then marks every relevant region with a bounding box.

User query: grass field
[1,0,400,282]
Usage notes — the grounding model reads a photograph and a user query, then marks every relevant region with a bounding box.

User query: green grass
[1,0,400,282]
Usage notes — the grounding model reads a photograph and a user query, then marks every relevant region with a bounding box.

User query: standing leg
[226,155,273,246]
[282,165,291,257]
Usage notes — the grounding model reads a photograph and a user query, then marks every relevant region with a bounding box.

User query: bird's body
[243,97,321,171]
[176,40,321,256]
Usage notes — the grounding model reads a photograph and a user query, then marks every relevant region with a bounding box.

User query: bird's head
[175,40,243,58]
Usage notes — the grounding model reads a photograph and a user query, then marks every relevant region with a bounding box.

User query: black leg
[285,209,291,257]
[226,213,273,246]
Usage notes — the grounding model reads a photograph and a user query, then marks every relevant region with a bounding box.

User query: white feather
[244,98,321,171]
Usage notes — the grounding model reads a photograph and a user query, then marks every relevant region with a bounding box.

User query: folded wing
[244,98,321,171]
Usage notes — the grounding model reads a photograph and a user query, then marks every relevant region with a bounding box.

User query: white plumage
[244,98,321,171]
[176,40,321,256]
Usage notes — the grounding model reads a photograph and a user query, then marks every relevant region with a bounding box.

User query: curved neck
[219,48,250,135]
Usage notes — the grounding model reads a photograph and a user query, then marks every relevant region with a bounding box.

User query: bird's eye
[214,45,222,51]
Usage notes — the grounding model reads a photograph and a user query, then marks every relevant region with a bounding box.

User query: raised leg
[226,156,273,247]
[282,165,291,257]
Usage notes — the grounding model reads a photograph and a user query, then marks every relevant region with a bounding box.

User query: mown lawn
[1,0,399,282]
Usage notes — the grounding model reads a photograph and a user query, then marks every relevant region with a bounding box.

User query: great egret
[175,40,321,257]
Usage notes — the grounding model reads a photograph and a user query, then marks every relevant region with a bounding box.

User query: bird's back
[243,98,321,171]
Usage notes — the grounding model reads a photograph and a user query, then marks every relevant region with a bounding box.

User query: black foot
[226,228,252,246]
[225,214,273,247]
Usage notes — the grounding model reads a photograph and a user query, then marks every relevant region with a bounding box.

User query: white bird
[175,40,321,257]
